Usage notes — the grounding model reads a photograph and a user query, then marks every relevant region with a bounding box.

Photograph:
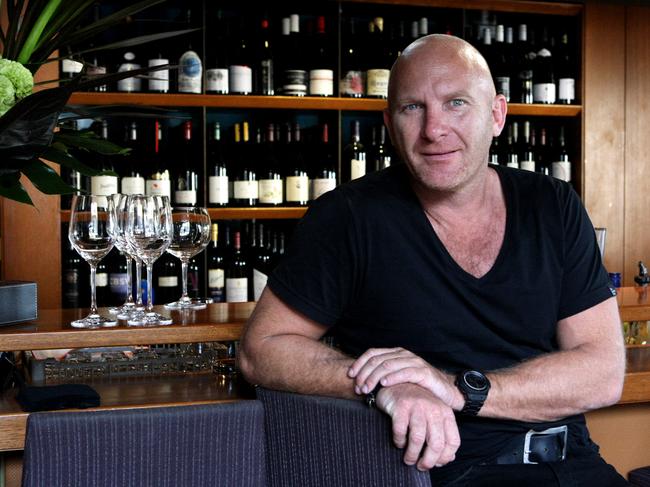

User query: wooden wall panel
[624,5,650,286]
[583,2,626,279]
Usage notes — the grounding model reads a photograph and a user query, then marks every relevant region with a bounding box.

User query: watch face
[464,371,488,391]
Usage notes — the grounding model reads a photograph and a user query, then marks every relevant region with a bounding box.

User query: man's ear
[492,94,508,137]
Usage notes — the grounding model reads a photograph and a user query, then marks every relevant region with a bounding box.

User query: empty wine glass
[124,194,173,326]
[165,207,213,310]
[68,195,116,328]
[107,194,145,319]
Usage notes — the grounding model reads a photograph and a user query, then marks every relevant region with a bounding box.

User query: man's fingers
[402,413,427,465]
[348,347,402,379]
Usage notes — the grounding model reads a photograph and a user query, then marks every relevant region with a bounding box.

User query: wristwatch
[455,370,491,416]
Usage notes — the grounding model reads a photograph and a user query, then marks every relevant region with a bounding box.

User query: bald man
[240,35,627,486]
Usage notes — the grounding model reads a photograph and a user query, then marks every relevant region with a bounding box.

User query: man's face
[384,46,505,194]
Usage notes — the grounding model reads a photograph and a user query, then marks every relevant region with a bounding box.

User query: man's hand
[348,347,463,410]
[377,383,460,470]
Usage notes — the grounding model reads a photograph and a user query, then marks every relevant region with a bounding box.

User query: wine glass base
[109,302,141,320]
[127,311,174,327]
[71,314,118,329]
[164,297,213,310]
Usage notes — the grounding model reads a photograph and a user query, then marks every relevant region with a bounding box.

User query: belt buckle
[523,425,568,465]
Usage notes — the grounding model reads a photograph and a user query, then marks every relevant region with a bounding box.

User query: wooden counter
[1,293,650,452]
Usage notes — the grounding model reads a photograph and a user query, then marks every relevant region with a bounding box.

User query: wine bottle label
[495,76,510,101]
[91,175,119,196]
[178,51,203,94]
[253,268,268,301]
[234,180,258,199]
[121,176,145,195]
[519,79,533,103]
[229,65,253,94]
[261,59,274,95]
[312,178,336,200]
[87,65,106,76]
[63,269,80,304]
[520,160,536,172]
[209,268,225,289]
[309,69,333,96]
[158,276,178,287]
[351,158,366,180]
[558,78,575,103]
[62,59,84,75]
[175,189,197,205]
[282,70,307,96]
[226,277,248,303]
[552,161,571,182]
[209,175,229,204]
[146,179,172,199]
[96,272,109,288]
[533,83,556,104]
[506,161,519,169]
[109,272,129,300]
[148,58,169,92]
[117,63,142,92]
[340,70,365,96]
[206,68,229,94]
[286,175,309,202]
[259,179,283,204]
[366,69,390,98]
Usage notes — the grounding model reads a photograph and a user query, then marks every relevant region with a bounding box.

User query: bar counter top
[1,292,650,451]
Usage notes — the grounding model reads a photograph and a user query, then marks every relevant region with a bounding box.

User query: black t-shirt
[268,163,614,467]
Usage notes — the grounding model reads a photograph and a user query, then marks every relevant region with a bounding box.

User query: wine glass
[124,194,173,326]
[107,194,145,319]
[68,195,117,328]
[164,207,213,310]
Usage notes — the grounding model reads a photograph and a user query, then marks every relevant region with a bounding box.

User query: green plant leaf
[17,0,64,64]
[0,171,34,205]
[54,131,130,156]
[41,145,100,176]
[21,158,77,194]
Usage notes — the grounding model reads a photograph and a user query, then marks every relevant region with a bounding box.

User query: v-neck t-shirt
[268,162,614,465]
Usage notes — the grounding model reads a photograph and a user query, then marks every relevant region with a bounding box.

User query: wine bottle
[372,125,392,171]
[309,15,334,97]
[229,17,253,95]
[520,121,536,172]
[232,122,258,206]
[366,17,390,99]
[253,222,273,301]
[116,51,142,93]
[340,18,364,98]
[147,52,170,93]
[536,127,550,176]
[121,121,146,195]
[343,120,366,181]
[206,9,229,94]
[174,120,199,206]
[532,28,556,104]
[90,120,119,196]
[489,137,502,165]
[146,120,172,200]
[96,255,110,307]
[505,122,519,169]
[60,47,83,80]
[256,16,274,95]
[285,123,309,206]
[207,223,226,302]
[492,25,511,102]
[178,10,202,94]
[208,122,229,207]
[154,251,180,304]
[188,257,201,298]
[556,31,576,105]
[551,126,571,182]
[310,123,337,201]
[258,123,284,206]
[516,24,534,104]
[419,17,429,37]
[62,236,88,308]
[281,14,308,96]
[225,231,249,303]
[108,251,129,306]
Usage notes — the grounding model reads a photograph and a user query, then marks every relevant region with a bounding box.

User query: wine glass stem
[146,264,154,312]
[136,260,143,306]
[89,263,98,314]
[181,259,190,300]
[125,255,134,304]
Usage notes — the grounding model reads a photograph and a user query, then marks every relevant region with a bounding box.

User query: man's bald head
[387,34,496,111]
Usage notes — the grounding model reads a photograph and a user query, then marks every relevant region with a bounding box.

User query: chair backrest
[22,401,267,487]
[257,387,432,487]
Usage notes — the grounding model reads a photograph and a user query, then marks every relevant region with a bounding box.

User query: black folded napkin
[16,384,100,412]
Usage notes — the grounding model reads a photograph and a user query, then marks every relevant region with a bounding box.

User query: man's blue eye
[404,103,420,111]
[451,99,466,107]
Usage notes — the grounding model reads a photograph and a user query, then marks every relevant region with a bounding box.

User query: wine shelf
[68,93,582,117]
[343,0,582,16]
[60,207,308,223]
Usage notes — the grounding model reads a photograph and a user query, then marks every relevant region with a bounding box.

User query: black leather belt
[488,425,568,465]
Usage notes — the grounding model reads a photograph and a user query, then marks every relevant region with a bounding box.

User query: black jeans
[430,424,629,487]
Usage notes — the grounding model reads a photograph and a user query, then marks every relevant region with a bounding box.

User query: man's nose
[421,108,449,141]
